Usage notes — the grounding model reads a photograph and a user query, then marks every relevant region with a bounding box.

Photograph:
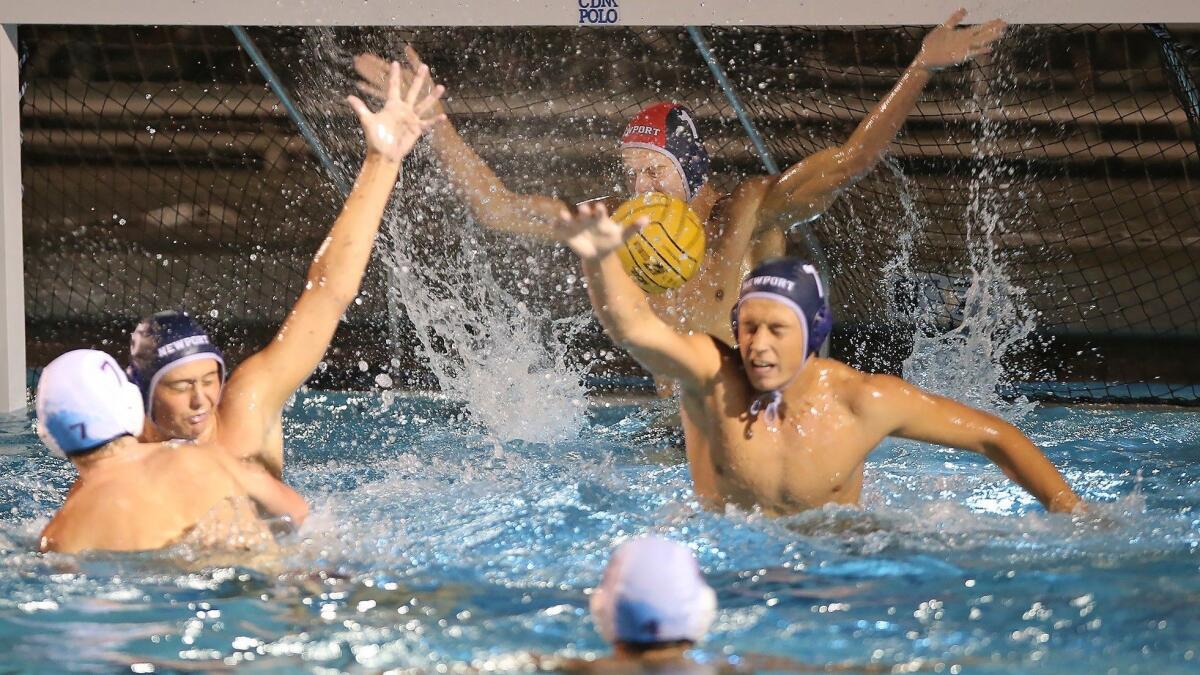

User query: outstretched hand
[345,60,445,163]
[554,202,646,261]
[915,8,1006,70]
[354,46,445,116]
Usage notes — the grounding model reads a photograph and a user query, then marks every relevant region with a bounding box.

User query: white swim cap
[36,349,145,457]
[589,535,717,645]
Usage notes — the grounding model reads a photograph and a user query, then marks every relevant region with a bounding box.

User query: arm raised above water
[556,203,723,391]
[356,47,568,238]
[220,61,444,475]
[757,9,1005,227]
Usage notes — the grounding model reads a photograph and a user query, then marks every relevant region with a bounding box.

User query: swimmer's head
[731,258,832,392]
[128,311,225,440]
[36,349,145,459]
[620,103,709,201]
[589,536,717,651]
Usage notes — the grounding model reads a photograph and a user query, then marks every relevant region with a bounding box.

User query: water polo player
[130,62,445,477]
[535,535,717,671]
[36,350,307,554]
[588,536,716,664]
[354,9,1005,346]
[555,203,1082,515]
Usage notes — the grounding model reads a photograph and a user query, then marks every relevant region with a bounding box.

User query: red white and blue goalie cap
[620,103,710,200]
[36,349,145,457]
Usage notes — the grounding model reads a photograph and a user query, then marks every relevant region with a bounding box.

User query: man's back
[41,443,273,554]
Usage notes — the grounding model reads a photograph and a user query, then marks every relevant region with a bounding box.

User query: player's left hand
[346,60,445,163]
[915,8,1006,70]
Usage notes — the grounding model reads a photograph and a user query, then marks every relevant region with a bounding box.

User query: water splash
[897,63,1037,417]
[379,202,590,444]
[879,157,924,325]
[290,32,591,444]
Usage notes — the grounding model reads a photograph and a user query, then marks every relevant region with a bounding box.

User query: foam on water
[4,396,1199,672]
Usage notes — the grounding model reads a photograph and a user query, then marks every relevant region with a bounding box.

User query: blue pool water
[1,391,1198,672]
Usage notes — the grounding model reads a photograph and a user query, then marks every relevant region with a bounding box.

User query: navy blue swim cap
[127,311,225,412]
[731,258,832,357]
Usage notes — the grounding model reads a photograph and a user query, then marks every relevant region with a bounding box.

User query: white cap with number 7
[36,349,145,457]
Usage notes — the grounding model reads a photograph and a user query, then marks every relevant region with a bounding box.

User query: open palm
[555,202,645,261]
[916,8,1006,70]
[346,61,445,163]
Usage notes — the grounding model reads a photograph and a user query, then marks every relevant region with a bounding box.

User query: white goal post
[4,1,1200,26]
[2,1,1199,411]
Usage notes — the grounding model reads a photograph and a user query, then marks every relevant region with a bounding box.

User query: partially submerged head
[620,103,709,202]
[731,258,832,393]
[36,349,145,464]
[590,535,716,656]
[128,311,225,441]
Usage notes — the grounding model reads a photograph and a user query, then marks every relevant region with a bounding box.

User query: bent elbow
[468,187,521,228]
[604,323,636,350]
[599,306,652,351]
[837,148,879,182]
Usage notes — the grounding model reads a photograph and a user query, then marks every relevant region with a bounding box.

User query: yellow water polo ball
[613,192,706,294]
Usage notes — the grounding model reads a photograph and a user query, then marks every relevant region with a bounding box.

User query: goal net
[19,23,1200,403]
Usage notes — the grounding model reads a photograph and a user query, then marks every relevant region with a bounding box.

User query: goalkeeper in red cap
[355,10,1005,353]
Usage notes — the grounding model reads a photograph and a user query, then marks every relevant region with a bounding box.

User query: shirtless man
[555,204,1081,515]
[35,350,307,554]
[127,62,446,477]
[354,10,1005,346]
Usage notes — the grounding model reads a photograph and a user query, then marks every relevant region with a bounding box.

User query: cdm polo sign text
[578,0,619,25]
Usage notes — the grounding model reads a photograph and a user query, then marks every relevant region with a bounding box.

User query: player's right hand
[554,202,646,261]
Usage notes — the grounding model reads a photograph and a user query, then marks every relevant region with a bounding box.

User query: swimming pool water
[1,391,1198,672]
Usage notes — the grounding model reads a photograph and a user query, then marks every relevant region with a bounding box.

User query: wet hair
[613,639,695,655]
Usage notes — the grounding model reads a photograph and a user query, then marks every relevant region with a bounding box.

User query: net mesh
[20,26,348,374]
[19,23,1200,402]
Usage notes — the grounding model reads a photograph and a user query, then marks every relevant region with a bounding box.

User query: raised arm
[557,203,722,389]
[219,61,444,464]
[758,9,1005,226]
[852,374,1080,513]
[355,47,567,238]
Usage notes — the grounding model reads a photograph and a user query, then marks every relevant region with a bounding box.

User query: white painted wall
[1,1,1198,26]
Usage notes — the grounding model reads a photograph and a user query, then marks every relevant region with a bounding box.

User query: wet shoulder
[821,361,911,416]
[811,357,868,392]
[41,478,138,551]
